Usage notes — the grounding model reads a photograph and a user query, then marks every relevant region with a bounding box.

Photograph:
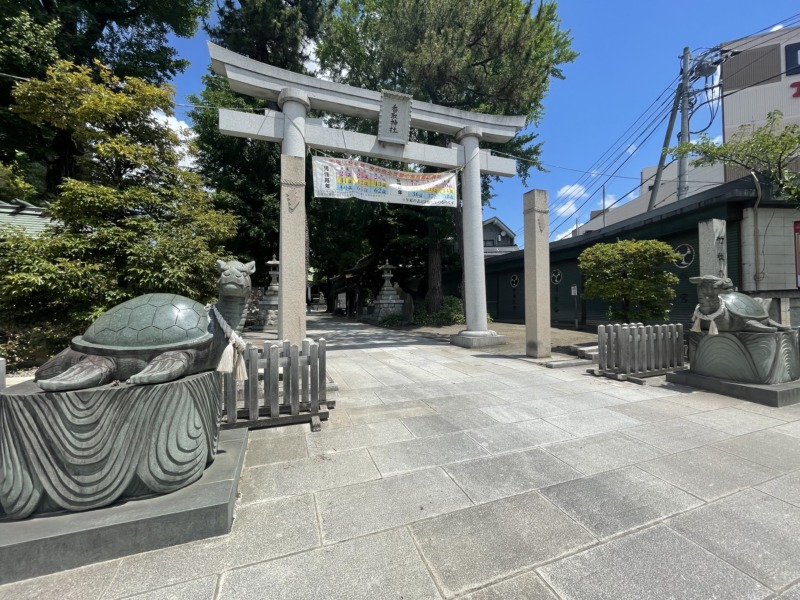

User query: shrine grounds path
[5,315,800,598]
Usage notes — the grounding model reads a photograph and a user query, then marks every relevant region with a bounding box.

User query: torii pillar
[277,88,309,343]
[450,127,506,348]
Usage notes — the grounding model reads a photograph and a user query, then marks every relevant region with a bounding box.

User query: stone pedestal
[0,371,221,520]
[688,330,800,384]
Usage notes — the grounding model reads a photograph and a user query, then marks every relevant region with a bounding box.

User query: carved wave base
[0,371,221,520]
[688,330,800,385]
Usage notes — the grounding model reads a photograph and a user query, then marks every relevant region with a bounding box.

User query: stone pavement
[4,315,800,599]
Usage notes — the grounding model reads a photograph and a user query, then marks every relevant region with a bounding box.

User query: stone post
[277,88,309,344]
[523,189,551,358]
[450,127,505,348]
[698,218,727,278]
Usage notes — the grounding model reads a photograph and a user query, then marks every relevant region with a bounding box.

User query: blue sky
[168,1,800,244]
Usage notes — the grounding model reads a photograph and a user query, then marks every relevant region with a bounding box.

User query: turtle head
[690,275,733,313]
[216,259,256,299]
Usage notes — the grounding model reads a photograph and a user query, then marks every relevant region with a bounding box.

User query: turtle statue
[35,259,255,391]
[689,275,790,334]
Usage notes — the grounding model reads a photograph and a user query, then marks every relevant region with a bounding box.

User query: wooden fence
[221,338,330,432]
[590,323,684,381]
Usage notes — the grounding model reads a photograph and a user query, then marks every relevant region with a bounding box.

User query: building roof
[0,200,51,235]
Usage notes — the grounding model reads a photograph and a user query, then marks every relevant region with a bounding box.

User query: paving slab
[538,524,769,600]
[480,399,567,422]
[410,491,595,598]
[305,419,413,454]
[599,384,682,402]
[757,470,800,507]
[684,407,785,436]
[244,433,307,468]
[346,400,436,425]
[665,391,746,411]
[0,559,121,600]
[123,575,218,600]
[624,417,732,453]
[543,390,628,412]
[543,432,665,475]
[490,372,564,388]
[779,584,800,599]
[102,494,320,599]
[460,571,558,600]
[316,467,472,544]
[775,420,800,438]
[639,445,781,501]
[401,410,498,438]
[466,420,573,454]
[608,398,701,422]
[238,448,380,504]
[540,466,702,539]
[487,384,563,402]
[544,407,642,437]
[712,429,800,472]
[444,448,581,504]
[669,488,800,590]
[218,529,441,600]
[368,432,489,475]
[424,392,507,413]
[737,401,800,421]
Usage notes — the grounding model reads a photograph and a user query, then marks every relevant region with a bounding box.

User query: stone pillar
[450,127,505,349]
[698,218,727,278]
[523,189,551,358]
[277,88,309,344]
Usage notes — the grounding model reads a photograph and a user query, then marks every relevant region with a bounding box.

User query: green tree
[579,239,681,322]
[0,0,212,197]
[189,0,330,285]
[0,61,236,366]
[316,0,576,311]
[672,110,800,201]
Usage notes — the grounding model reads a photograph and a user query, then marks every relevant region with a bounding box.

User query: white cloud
[153,110,197,170]
[554,199,577,217]
[771,24,784,32]
[625,143,637,155]
[599,193,616,208]
[711,135,723,145]
[556,183,588,199]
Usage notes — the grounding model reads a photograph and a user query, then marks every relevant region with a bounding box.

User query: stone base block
[0,428,247,585]
[450,333,507,349]
[688,330,800,385]
[666,369,800,407]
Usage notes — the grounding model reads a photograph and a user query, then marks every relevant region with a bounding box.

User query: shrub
[414,295,466,327]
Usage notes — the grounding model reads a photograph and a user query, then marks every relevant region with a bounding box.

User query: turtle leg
[37,355,116,391]
[767,319,791,331]
[743,319,777,333]
[35,348,86,382]
[127,351,191,385]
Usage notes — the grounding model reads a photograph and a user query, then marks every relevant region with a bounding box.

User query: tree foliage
[0,0,212,197]
[672,110,800,201]
[579,239,681,322]
[0,61,236,366]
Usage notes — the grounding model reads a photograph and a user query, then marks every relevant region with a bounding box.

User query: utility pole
[677,46,691,201]
[648,46,691,211]
[602,185,606,227]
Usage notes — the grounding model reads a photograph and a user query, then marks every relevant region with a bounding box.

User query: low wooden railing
[222,338,330,431]
[591,323,684,381]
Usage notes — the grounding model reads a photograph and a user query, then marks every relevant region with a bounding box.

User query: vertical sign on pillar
[794,221,800,288]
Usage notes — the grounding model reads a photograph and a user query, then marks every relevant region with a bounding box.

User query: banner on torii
[311,156,457,207]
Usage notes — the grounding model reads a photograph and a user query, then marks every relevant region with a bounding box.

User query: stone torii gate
[209,43,525,347]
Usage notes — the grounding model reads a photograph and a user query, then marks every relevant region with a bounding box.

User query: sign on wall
[312,156,458,207]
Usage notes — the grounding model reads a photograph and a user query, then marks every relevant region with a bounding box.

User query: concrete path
[4,315,800,599]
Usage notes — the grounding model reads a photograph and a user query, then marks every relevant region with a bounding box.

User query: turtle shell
[76,293,212,350]
[719,292,768,319]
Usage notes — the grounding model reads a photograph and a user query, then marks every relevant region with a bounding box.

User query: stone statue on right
[689,275,790,335]
[687,275,799,384]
